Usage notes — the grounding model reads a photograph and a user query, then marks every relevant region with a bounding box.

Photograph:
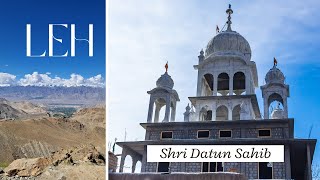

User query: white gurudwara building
[116,5,316,180]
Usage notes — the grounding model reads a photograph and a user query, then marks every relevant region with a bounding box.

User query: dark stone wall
[109,172,248,180]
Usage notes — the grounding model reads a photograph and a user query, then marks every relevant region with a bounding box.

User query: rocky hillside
[1,145,105,180]
[0,98,46,120]
[0,103,27,119]
[0,107,105,164]
[0,98,46,113]
[70,107,106,129]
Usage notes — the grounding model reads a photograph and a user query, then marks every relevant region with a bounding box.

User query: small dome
[156,72,174,89]
[205,31,251,61]
[265,66,285,84]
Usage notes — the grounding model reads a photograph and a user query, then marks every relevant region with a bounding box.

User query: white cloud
[0,72,104,87]
[19,72,53,86]
[0,73,16,87]
[87,74,105,87]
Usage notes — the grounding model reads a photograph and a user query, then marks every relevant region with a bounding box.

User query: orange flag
[165,62,168,72]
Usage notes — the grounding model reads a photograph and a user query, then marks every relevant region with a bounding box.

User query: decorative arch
[267,93,284,118]
[268,93,284,106]
[232,104,241,120]
[233,72,246,95]
[217,73,230,96]
[201,73,214,96]
[123,155,133,173]
[199,106,212,121]
[216,105,228,121]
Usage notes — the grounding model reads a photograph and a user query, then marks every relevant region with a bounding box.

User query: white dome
[205,31,251,61]
[156,72,174,89]
[265,66,285,84]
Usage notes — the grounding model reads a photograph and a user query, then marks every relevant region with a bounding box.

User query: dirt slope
[70,107,106,129]
[0,107,105,164]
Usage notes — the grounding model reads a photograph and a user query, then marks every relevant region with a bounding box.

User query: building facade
[117,5,316,180]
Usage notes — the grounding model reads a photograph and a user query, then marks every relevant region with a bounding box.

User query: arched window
[233,72,246,95]
[268,93,283,106]
[134,161,142,173]
[206,110,212,121]
[268,93,284,118]
[199,106,212,121]
[217,73,229,96]
[232,104,241,120]
[201,73,213,96]
[123,155,133,173]
[216,105,228,121]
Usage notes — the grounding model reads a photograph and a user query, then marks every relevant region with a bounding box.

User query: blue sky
[0,0,105,87]
[109,0,320,170]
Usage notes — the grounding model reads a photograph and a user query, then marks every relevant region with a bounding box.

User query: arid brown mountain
[0,98,46,113]
[0,103,27,119]
[70,107,106,129]
[0,98,46,120]
[0,107,105,164]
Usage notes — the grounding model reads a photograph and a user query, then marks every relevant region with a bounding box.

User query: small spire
[185,103,191,111]
[165,61,168,72]
[273,57,278,67]
[200,49,204,56]
[226,4,233,31]
[216,25,220,34]
[198,49,204,62]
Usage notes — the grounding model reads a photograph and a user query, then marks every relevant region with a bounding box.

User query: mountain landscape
[0,86,105,106]
[0,86,106,179]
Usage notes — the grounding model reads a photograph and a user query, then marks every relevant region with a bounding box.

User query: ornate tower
[146,63,180,123]
[191,5,260,121]
[261,60,289,119]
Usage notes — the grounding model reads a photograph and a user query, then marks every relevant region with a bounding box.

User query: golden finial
[165,61,168,72]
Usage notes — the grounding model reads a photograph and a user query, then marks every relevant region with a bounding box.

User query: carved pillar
[147,97,154,123]
[212,103,217,121]
[170,104,176,122]
[229,73,233,96]
[283,97,288,118]
[131,158,138,173]
[141,147,147,172]
[264,97,269,119]
[228,104,232,120]
[197,71,202,96]
[245,70,250,94]
[164,97,171,122]
[213,73,218,96]
[194,104,200,121]
[154,104,161,122]
[119,149,127,172]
